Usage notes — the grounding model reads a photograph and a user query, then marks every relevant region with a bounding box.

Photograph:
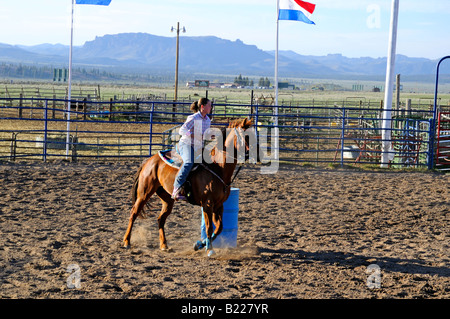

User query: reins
[230,164,243,185]
[200,163,243,189]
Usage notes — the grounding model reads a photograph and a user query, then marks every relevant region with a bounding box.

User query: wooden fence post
[406,99,411,117]
[109,98,113,121]
[82,98,87,121]
[18,93,23,118]
[52,94,56,119]
[135,98,140,122]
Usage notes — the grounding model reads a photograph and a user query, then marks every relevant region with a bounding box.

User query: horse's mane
[229,117,253,128]
[208,118,253,161]
[228,118,244,128]
[215,118,249,146]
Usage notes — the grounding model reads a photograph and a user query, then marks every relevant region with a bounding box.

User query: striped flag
[278,0,316,24]
[75,0,111,5]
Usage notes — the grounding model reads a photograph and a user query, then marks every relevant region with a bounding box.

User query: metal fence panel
[0,97,435,169]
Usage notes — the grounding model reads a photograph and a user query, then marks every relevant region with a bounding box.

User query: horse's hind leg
[123,185,158,248]
[123,197,146,248]
[156,187,174,251]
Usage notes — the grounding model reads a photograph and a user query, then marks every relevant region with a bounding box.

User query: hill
[1,32,449,81]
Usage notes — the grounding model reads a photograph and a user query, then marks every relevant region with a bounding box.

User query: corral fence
[0,96,446,170]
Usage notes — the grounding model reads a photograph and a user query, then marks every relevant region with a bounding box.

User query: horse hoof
[161,247,172,252]
[207,250,216,257]
[194,240,204,251]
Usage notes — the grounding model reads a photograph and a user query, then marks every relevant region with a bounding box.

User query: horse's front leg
[201,205,216,257]
[211,205,224,242]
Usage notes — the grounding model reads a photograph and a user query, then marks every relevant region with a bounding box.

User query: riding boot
[172,186,187,201]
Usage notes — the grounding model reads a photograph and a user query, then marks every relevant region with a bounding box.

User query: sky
[0,0,449,60]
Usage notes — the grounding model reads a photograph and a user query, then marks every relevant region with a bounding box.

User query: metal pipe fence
[0,97,436,168]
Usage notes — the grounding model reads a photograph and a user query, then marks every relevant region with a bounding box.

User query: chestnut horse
[122,118,254,256]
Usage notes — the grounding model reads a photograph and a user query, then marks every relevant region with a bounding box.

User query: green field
[1,81,450,109]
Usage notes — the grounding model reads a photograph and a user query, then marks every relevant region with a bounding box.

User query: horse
[122,117,254,256]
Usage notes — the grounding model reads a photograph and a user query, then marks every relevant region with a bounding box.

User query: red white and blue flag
[278,0,316,24]
[76,0,111,5]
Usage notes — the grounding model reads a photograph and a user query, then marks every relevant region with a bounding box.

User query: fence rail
[0,97,438,169]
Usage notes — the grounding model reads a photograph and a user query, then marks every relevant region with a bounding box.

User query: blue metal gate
[0,97,436,169]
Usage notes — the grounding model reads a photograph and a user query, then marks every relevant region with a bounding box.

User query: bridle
[234,127,245,149]
[203,127,249,189]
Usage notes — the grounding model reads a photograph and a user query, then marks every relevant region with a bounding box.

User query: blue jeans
[174,142,195,190]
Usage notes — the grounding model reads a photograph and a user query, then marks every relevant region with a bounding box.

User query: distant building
[278,82,295,90]
[195,80,210,88]
[209,82,224,88]
[222,83,237,89]
[186,81,236,89]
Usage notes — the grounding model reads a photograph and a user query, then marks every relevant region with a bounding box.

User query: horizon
[2,31,445,62]
[0,1,449,60]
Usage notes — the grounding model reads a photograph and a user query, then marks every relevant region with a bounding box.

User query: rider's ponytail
[190,97,210,112]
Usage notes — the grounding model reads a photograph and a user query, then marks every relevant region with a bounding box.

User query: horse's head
[208,117,261,165]
[227,117,260,163]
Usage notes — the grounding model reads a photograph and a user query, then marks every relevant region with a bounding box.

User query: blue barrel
[201,188,239,248]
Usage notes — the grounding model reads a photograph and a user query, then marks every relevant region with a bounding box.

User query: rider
[172,97,212,200]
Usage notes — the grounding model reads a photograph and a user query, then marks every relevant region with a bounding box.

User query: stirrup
[172,187,186,200]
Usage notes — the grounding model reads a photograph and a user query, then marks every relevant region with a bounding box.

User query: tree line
[234,74,271,87]
[0,63,173,83]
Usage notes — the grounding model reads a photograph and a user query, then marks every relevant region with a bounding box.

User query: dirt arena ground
[0,160,448,299]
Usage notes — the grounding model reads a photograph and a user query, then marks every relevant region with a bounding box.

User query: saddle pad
[158,149,183,168]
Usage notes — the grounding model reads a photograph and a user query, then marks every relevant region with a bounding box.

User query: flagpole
[274,0,315,164]
[273,0,280,161]
[381,0,399,168]
[66,0,74,159]
[275,0,279,107]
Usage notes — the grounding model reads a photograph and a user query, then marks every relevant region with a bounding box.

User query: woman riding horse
[122,117,253,256]
[172,97,211,200]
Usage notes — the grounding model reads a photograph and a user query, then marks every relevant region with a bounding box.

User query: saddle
[158,149,184,168]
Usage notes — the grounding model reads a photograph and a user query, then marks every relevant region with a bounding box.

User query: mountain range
[1,32,449,81]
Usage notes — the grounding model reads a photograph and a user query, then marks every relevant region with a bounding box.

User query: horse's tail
[130,165,142,206]
[130,158,157,219]
[129,159,149,218]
